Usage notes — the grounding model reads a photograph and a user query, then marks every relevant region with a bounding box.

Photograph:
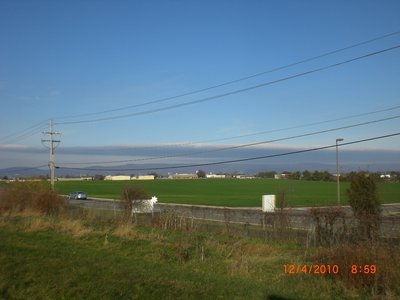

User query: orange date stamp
[283,264,340,275]
[283,264,377,275]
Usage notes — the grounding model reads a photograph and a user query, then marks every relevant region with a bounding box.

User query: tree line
[255,170,400,182]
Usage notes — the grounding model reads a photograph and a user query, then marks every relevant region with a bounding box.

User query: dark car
[69,191,87,200]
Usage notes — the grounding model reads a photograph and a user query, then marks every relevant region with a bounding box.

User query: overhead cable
[0,120,48,144]
[190,104,400,144]
[55,30,400,121]
[0,165,49,173]
[57,114,400,166]
[57,132,400,171]
[55,45,400,125]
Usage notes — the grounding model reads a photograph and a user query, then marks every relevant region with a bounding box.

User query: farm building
[168,173,198,179]
[206,173,226,179]
[105,175,131,181]
[57,176,94,181]
[131,175,155,180]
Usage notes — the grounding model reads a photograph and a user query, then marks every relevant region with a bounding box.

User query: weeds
[308,173,399,297]
[1,180,399,299]
[58,219,91,237]
[121,185,150,223]
[156,209,197,231]
[310,206,347,247]
[0,181,64,215]
[311,241,400,297]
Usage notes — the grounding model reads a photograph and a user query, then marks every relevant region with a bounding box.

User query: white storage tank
[262,195,275,212]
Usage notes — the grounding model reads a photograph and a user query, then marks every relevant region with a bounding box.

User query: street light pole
[336,138,344,205]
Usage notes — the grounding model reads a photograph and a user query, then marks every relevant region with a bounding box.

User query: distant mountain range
[2,143,399,178]
[1,161,399,178]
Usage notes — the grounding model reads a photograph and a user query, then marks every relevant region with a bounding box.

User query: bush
[121,185,150,223]
[347,172,381,241]
[313,242,400,296]
[33,190,65,215]
[0,181,64,215]
[310,207,347,247]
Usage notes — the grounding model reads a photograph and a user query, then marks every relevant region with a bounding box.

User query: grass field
[0,212,380,299]
[55,179,400,207]
[1,183,399,299]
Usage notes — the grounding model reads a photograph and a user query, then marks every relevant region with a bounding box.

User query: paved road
[68,198,162,213]
[68,198,123,211]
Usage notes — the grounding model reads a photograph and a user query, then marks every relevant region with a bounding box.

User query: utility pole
[42,119,61,190]
[336,138,344,205]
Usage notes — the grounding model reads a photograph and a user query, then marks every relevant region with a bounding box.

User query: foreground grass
[0,211,366,300]
[55,179,400,207]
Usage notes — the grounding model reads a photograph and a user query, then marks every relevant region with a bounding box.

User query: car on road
[69,191,87,200]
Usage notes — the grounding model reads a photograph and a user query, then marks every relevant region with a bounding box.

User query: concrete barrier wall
[157,203,400,238]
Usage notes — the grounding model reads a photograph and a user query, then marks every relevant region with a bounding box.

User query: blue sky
[0,0,400,172]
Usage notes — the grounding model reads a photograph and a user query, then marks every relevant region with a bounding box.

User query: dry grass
[0,182,65,215]
[113,223,136,238]
[0,215,8,228]
[13,209,43,218]
[16,213,91,237]
[58,219,92,237]
[24,217,54,232]
[312,241,400,297]
[112,223,155,241]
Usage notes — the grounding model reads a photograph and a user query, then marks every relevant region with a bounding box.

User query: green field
[55,179,400,207]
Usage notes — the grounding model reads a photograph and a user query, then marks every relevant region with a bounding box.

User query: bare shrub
[157,209,196,231]
[347,172,381,242]
[32,190,65,215]
[276,188,287,210]
[0,188,10,212]
[0,181,64,215]
[0,181,46,211]
[310,206,347,247]
[159,209,178,230]
[274,188,290,236]
[121,185,150,223]
[313,242,400,296]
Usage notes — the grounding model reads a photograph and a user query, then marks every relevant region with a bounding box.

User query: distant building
[58,176,94,181]
[206,173,226,179]
[168,173,198,179]
[274,173,290,179]
[131,175,155,180]
[104,175,131,181]
[237,175,256,179]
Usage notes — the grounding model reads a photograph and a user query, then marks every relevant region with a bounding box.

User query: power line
[57,132,400,172]
[55,45,400,125]
[0,165,49,174]
[59,103,400,159]
[0,120,48,144]
[157,104,400,146]
[57,114,400,166]
[54,30,400,121]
